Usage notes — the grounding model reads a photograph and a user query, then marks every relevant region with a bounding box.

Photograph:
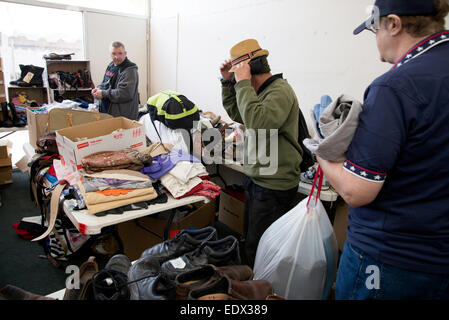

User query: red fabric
[12,222,34,240]
[176,180,221,200]
[47,165,56,177]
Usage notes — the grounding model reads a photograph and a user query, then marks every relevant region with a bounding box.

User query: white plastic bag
[253,166,338,300]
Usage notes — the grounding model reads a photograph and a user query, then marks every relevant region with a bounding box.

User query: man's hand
[220,59,233,80]
[92,89,103,99]
[234,62,251,83]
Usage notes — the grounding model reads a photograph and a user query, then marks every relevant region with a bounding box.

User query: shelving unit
[45,60,94,103]
[7,86,49,106]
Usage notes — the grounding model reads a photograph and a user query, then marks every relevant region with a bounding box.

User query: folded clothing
[81,148,153,173]
[82,176,153,193]
[84,187,157,206]
[85,193,158,215]
[160,173,203,198]
[140,148,201,180]
[169,161,208,184]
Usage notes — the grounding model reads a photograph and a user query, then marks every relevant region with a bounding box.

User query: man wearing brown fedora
[219,39,303,267]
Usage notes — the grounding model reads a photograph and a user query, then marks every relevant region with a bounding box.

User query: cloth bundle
[81,149,153,173]
[77,169,158,215]
[304,94,363,162]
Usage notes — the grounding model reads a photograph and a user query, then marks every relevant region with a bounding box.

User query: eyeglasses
[366,24,380,35]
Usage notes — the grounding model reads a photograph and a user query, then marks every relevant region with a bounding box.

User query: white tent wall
[149,0,392,128]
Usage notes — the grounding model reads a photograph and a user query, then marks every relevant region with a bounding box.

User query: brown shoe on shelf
[0,285,56,300]
[175,264,253,300]
[188,275,273,300]
[63,256,99,300]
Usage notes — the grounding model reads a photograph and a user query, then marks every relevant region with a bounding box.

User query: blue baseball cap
[353,0,437,35]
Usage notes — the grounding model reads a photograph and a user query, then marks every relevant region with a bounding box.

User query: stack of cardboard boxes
[0,140,13,185]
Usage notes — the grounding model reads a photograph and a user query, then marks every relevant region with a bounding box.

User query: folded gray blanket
[306,94,363,162]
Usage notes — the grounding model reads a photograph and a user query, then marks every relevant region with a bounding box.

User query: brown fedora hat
[229,39,269,72]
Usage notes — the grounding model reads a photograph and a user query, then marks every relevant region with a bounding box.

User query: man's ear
[386,14,403,36]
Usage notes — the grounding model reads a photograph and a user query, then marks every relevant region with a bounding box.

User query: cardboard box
[56,117,146,172]
[27,108,113,150]
[27,109,49,149]
[0,140,12,159]
[0,154,12,167]
[118,199,216,261]
[218,191,245,235]
[333,201,350,252]
[0,166,13,185]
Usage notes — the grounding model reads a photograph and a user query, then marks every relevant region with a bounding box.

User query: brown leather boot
[0,285,56,300]
[63,256,99,300]
[188,275,273,300]
[175,264,253,300]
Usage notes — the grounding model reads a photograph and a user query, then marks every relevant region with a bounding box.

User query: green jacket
[222,75,302,191]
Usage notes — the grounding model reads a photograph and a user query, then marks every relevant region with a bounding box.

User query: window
[0,2,84,85]
[37,0,148,16]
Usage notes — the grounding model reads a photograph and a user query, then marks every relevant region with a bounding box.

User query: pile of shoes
[89,227,283,300]
[0,102,26,127]
[10,64,44,88]
[48,69,92,91]
[0,227,284,301]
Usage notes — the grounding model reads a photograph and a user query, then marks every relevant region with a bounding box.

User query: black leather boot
[10,64,27,86]
[8,102,26,127]
[16,65,44,87]
[0,102,13,127]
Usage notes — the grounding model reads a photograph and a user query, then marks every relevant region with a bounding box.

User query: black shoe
[160,235,242,280]
[140,226,218,263]
[15,65,44,87]
[92,254,132,300]
[9,64,27,86]
[8,103,26,127]
[127,255,163,300]
[0,102,13,128]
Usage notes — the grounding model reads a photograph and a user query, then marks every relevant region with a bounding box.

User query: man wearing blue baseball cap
[317,0,449,299]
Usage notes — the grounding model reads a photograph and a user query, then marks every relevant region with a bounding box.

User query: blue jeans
[336,242,449,300]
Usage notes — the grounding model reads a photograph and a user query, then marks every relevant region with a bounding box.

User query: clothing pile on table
[28,99,98,115]
[139,143,221,200]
